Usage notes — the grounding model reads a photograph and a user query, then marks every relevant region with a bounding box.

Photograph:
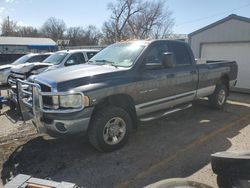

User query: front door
[135,42,176,116]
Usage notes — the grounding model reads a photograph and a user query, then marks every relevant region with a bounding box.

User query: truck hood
[0,64,13,70]
[34,64,123,90]
[11,62,53,74]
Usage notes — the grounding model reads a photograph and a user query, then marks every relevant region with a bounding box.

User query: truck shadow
[1,95,250,187]
[3,109,22,124]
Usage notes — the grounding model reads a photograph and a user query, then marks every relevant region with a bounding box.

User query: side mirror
[65,59,75,66]
[162,52,174,68]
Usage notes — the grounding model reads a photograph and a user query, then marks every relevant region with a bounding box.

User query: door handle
[166,74,175,78]
[190,70,197,74]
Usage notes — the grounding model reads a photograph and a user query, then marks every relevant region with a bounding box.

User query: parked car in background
[8,49,99,109]
[0,53,52,86]
[17,40,238,152]
[8,49,100,87]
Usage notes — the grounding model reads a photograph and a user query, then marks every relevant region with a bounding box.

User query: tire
[211,151,250,180]
[145,178,213,188]
[88,106,132,152]
[209,82,228,109]
[217,175,233,188]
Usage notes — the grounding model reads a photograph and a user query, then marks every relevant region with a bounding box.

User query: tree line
[0,0,174,45]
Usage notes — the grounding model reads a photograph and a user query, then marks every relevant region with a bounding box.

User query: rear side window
[87,52,98,60]
[27,55,50,63]
[169,43,192,66]
[67,52,85,64]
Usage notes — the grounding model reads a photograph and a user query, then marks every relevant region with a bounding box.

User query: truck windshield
[43,52,68,65]
[12,54,34,65]
[89,42,146,67]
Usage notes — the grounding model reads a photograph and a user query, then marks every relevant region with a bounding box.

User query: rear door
[167,42,198,104]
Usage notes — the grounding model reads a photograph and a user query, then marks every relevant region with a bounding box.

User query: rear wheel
[209,82,228,109]
[88,106,132,152]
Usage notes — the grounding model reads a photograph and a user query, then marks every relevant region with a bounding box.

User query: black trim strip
[140,92,195,109]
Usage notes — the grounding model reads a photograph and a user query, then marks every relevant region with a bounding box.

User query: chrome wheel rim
[218,89,226,105]
[103,117,126,145]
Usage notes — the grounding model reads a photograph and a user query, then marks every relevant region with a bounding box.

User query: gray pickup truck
[17,40,238,152]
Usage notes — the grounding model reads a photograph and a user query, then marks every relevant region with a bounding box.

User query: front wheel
[209,83,228,109]
[88,106,132,152]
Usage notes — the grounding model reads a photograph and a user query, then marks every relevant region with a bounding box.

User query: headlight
[50,94,89,109]
[59,94,82,108]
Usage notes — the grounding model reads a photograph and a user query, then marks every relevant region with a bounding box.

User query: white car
[0,53,52,85]
[9,49,100,86]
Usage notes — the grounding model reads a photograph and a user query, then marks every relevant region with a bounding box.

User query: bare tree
[83,25,102,45]
[67,26,85,45]
[67,25,102,46]
[17,26,40,37]
[103,0,142,43]
[0,17,19,36]
[128,0,174,39]
[103,0,174,43]
[40,17,66,41]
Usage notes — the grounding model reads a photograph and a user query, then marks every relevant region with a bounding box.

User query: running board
[139,103,192,122]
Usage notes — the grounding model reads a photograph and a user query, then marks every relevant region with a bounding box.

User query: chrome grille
[17,79,84,113]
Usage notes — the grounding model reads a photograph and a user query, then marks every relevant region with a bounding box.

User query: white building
[188,14,250,91]
[0,36,57,54]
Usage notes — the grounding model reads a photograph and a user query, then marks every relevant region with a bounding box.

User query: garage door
[201,42,250,90]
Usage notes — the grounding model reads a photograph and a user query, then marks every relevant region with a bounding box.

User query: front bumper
[32,107,94,136]
[17,79,94,136]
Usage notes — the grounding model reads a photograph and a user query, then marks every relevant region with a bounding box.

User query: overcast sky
[0,0,250,34]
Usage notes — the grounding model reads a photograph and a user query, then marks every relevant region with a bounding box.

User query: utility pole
[7,16,10,36]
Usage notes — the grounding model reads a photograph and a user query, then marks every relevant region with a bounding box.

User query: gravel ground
[0,91,250,188]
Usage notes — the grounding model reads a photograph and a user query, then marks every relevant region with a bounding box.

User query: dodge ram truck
[17,40,238,152]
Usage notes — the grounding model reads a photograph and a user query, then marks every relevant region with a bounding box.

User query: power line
[176,2,250,27]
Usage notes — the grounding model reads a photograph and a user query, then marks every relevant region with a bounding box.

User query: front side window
[169,43,192,66]
[66,53,85,65]
[43,52,68,65]
[144,43,168,65]
[89,42,146,68]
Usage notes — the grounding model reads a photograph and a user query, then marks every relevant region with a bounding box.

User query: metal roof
[189,14,250,37]
[0,36,57,46]
[59,49,100,53]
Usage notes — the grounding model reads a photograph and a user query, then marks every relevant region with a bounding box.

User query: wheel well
[220,75,229,95]
[93,94,138,129]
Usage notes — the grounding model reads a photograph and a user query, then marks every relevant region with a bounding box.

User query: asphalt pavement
[0,92,250,188]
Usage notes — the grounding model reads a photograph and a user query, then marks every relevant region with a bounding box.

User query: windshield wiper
[93,59,118,68]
